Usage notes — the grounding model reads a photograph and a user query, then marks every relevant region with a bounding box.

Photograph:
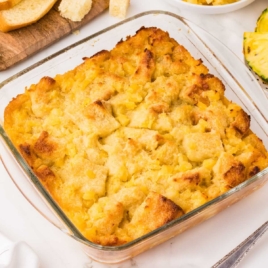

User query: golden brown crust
[18,143,35,168]
[0,0,58,33]
[0,0,22,10]
[231,109,251,136]
[211,153,246,195]
[128,192,184,239]
[34,131,57,158]
[4,27,268,246]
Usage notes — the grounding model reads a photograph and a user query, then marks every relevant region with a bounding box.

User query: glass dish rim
[0,10,268,252]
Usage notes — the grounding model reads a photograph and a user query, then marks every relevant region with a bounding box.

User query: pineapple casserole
[4,27,268,246]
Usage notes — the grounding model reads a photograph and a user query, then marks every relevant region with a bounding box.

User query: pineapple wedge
[256,8,268,33]
[243,32,268,83]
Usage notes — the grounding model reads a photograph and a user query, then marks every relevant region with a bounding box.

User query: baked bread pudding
[4,27,268,246]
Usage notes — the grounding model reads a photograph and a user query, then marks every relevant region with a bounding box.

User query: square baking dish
[0,11,268,264]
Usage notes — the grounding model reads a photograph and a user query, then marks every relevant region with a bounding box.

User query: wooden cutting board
[0,0,109,71]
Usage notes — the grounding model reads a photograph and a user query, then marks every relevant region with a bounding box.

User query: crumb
[72,30,80,35]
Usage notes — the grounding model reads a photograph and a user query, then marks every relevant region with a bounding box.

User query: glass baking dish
[0,11,268,264]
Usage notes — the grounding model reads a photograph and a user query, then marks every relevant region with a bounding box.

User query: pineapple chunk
[243,32,268,83]
[256,8,268,33]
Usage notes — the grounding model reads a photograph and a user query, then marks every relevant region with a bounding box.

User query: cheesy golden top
[4,27,268,246]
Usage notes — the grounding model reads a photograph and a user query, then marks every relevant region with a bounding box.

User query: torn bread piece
[109,0,130,19]
[128,192,184,239]
[58,0,92,22]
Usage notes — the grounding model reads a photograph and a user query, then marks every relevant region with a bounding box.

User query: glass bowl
[0,10,268,264]
[164,0,255,14]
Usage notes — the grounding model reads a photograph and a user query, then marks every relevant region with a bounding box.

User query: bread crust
[0,0,58,32]
[0,0,22,10]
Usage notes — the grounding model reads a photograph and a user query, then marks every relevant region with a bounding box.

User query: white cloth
[0,233,40,268]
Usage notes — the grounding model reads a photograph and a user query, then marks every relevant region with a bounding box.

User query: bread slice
[0,0,22,10]
[0,0,58,32]
[58,0,92,22]
[109,0,130,19]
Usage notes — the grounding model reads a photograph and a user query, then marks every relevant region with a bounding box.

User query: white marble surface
[0,0,268,267]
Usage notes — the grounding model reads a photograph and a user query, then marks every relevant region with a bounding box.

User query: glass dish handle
[0,139,74,236]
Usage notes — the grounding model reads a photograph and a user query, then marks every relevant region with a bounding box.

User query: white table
[1,0,268,267]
